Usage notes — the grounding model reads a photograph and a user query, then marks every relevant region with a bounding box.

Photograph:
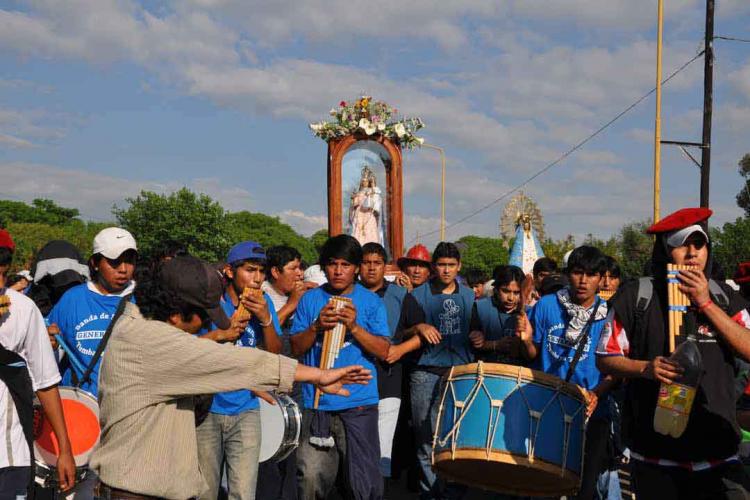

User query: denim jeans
[195,410,261,500]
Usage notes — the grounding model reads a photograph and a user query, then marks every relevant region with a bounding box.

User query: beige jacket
[89,302,297,499]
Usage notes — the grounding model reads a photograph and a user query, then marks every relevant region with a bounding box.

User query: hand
[584,389,598,418]
[337,303,358,331]
[289,281,306,304]
[254,390,276,405]
[469,331,486,349]
[56,449,76,492]
[47,323,60,350]
[219,316,248,343]
[677,269,710,307]
[395,273,413,291]
[516,312,532,343]
[316,303,340,330]
[318,365,373,396]
[642,356,684,384]
[242,290,271,325]
[498,336,519,356]
[415,323,442,345]
[304,281,319,290]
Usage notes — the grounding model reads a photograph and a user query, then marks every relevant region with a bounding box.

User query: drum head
[34,387,100,467]
[259,396,286,463]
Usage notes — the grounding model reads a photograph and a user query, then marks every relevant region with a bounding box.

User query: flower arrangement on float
[309,96,425,149]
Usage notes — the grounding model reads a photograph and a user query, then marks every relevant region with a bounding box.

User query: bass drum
[33,386,100,489]
[259,393,300,463]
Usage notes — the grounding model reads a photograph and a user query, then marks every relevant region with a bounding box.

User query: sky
[0,0,749,249]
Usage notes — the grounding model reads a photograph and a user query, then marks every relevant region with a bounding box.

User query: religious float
[310,96,424,263]
[500,192,546,275]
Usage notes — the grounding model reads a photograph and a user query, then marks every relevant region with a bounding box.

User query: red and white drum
[33,387,100,489]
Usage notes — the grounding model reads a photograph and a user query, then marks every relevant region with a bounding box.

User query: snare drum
[432,362,587,497]
[259,393,300,463]
[34,387,100,489]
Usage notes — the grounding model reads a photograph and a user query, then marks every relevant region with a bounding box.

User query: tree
[541,235,576,267]
[737,154,750,216]
[114,189,232,262]
[225,211,318,264]
[711,217,750,279]
[309,229,329,256]
[583,233,621,261]
[0,198,80,226]
[455,235,509,276]
[619,220,653,278]
[7,221,108,269]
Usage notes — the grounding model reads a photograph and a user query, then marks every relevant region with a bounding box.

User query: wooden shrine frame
[327,134,404,263]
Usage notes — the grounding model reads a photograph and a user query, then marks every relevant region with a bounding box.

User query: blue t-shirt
[204,291,282,415]
[48,282,133,397]
[529,293,607,393]
[290,283,389,411]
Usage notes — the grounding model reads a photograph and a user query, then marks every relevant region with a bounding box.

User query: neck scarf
[556,288,608,342]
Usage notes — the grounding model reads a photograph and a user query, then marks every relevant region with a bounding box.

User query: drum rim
[446,362,587,402]
[433,448,581,496]
[259,393,301,463]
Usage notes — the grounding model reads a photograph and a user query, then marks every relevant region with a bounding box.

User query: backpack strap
[564,301,602,383]
[77,294,131,388]
[708,279,730,311]
[633,277,653,338]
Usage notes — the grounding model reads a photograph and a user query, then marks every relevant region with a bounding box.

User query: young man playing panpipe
[290,235,390,500]
[195,241,283,500]
[597,208,750,499]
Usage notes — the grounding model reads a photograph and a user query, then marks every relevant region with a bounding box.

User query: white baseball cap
[665,224,709,248]
[92,227,138,259]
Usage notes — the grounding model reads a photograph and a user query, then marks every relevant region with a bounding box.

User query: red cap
[0,229,14,253]
[397,244,431,266]
[735,262,750,284]
[646,207,712,234]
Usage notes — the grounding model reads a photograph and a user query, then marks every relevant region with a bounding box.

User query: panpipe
[598,289,615,301]
[667,264,697,353]
[0,290,9,318]
[313,296,352,408]
[233,287,263,322]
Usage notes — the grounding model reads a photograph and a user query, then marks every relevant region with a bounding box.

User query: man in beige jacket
[89,255,369,499]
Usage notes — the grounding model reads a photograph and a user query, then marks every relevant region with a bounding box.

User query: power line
[714,35,750,43]
[409,49,706,244]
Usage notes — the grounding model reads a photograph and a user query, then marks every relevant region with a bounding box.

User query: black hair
[134,264,206,324]
[540,274,568,296]
[0,247,12,267]
[229,258,266,273]
[6,274,28,288]
[361,242,387,262]
[155,240,189,261]
[319,234,363,267]
[532,257,557,277]
[603,255,621,278]
[492,265,525,289]
[266,246,302,280]
[432,242,461,263]
[566,246,607,275]
[464,269,488,287]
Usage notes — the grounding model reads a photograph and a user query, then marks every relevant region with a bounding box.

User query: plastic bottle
[653,340,702,438]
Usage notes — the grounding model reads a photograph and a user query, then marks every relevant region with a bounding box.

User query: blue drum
[432,362,587,497]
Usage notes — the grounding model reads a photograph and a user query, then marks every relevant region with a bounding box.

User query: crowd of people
[0,206,749,500]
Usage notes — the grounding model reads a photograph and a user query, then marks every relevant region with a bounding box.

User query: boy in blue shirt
[195,241,282,500]
[290,235,390,500]
[519,246,618,499]
[409,242,475,499]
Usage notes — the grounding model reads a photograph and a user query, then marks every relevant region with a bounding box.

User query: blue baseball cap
[226,241,266,265]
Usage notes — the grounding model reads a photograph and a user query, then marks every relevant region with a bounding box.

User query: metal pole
[700,0,714,208]
[653,0,664,224]
[422,143,446,241]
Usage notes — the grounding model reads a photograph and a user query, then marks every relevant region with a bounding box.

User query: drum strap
[76,294,131,389]
[564,301,601,383]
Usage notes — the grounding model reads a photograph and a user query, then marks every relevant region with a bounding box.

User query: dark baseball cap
[159,255,230,329]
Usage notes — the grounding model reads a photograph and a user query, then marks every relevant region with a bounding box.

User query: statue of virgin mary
[348,166,384,246]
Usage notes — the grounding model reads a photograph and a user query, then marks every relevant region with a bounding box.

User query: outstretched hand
[318,365,372,396]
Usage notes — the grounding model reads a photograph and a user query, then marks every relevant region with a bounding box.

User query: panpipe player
[88,255,370,499]
[596,207,750,499]
[289,234,389,500]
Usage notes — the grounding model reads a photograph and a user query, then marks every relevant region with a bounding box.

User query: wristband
[260,317,273,327]
[697,299,714,312]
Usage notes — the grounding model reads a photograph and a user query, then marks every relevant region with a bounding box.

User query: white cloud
[277,209,326,236]
[0,133,34,149]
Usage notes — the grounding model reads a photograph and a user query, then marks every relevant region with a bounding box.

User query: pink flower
[340,101,347,107]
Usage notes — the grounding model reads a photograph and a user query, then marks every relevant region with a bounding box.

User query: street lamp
[421,143,446,241]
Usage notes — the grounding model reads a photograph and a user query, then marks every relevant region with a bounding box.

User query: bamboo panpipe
[666,264,697,353]
[233,287,263,322]
[313,296,352,408]
[598,289,616,302]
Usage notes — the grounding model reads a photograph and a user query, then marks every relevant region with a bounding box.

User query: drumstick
[55,334,88,379]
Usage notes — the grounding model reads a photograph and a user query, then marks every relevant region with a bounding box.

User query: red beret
[646,207,712,234]
[735,262,750,284]
[0,229,14,253]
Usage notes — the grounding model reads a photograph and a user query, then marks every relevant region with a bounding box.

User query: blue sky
[1,1,749,249]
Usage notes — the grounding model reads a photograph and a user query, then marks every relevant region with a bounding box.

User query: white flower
[359,118,376,135]
[309,122,323,132]
[377,122,386,131]
[329,108,337,116]
[416,137,425,145]
[394,122,406,138]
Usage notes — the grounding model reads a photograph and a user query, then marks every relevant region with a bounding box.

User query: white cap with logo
[92,227,138,259]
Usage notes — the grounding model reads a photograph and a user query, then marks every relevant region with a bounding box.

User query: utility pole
[699,0,715,208]
[653,0,664,224]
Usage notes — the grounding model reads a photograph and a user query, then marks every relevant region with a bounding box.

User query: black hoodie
[611,233,749,462]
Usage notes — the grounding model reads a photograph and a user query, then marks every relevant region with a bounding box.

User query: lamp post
[421,143,446,241]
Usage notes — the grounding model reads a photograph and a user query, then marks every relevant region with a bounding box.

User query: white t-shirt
[261,281,288,313]
[0,288,61,467]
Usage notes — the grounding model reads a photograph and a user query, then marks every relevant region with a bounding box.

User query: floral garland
[309,96,425,149]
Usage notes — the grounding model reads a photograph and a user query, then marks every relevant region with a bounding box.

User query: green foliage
[711,217,750,278]
[582,233,621,261]
[7,221,108,269]
[309,229,329,256]
[113,189,232,262]
[225,211,318,264]
[541,235,575,267]
[619,220,653,278]
[455,235,509,276]
[0,198,80,227]
[737,154,750,216]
